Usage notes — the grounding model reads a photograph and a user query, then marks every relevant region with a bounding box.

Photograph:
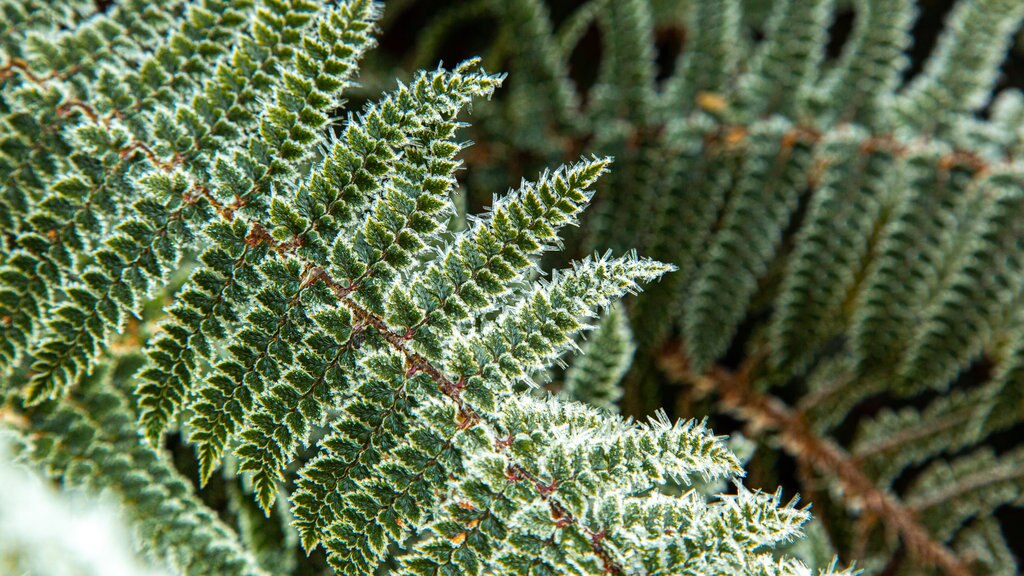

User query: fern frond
[683,119,813,371]
[894,0,1024,134]
[137,62,499,444]
[852,386,993,484]
[19,0,379,406]
[591,0,656,124]
[907,447,1024,542]
[404,157,608,360]
[664,0,741,111]
[736,0,831,119]
[815,0,915,126]
[292,253,671,569]
[457,254,672,404]
[954,516,1018,576]
[898,169,1024,394]
[849,147,978,375]
[561,301,634,412]
[491,0,579,130]
[769,128,897,374]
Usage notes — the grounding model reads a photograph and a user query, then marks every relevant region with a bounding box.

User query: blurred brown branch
[657,341,971,576]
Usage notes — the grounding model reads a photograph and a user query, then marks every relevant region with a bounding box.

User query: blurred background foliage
[336,1,1024,573]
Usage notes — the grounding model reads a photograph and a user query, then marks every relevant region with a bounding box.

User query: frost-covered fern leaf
[0,1,851,575]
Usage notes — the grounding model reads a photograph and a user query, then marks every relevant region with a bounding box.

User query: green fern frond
[0,0,939,573]
[770,128,897,374]
[814,0,915,125]
[19,0,379,406]
[562,301,634,412]
[894,0,1024,134]
[684,119,813,371]
[736,0,831,119]
[898,169,1024,394]
[664,0,741,110]
[907,447,1024,542]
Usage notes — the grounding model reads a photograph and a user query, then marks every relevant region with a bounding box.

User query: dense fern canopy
[3,0,1024,575]
[0,0,865,575]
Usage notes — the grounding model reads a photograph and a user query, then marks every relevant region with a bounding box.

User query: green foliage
[562,302,635,412]
[8,363,264,575]
[0,1,849,575]
[682,118,814,370]
[0,435,168,576]
[389,0,1024,573]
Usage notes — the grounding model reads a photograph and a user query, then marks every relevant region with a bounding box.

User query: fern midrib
[322,272,630,572]
[853,404,981,461]
[908,458,1024,512]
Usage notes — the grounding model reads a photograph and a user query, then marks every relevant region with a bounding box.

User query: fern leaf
[19,0,379,405]
[683,119,813,371]
[561,301,634,412]
[631,115,735,345]
[293,253,671,566]
[898,169,1024,394]
[736,0,832,119]
[907,447,1024,542]
[490,0,579,130]
[403,157,608,360]
[894,0,1024,134]
[664,0,741,111]
[456,254,672,404]
[849,147,978,375]
[200,65,485,496]
[852,386,994,484]
[954,516,1018,576]
[591,0,656,124]
[982,319,1024,434]
[769,128,897,374]
[136,63,496,444]
[815,0,915,126]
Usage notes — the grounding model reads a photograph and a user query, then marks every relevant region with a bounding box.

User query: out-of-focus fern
[0,434,169,576]
[560,301,634,412]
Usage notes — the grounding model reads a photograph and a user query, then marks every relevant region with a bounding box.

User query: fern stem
[657,342,972,576]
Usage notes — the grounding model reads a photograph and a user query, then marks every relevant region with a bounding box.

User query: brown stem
[0,58,60,84]
[656,341,971,576]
